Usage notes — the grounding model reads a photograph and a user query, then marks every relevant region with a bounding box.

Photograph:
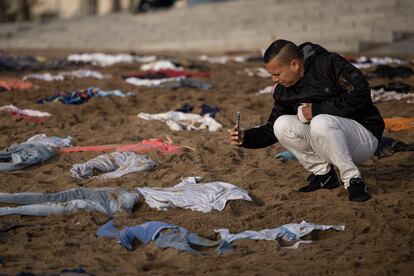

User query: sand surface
[0,50,413,275]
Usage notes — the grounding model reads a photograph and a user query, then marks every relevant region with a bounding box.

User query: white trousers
[274,115,378,188]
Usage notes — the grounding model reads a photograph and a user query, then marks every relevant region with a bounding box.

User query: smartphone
[236,111,241,135]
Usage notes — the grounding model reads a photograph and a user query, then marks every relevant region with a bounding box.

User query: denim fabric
[0,143,55,172]
[216,221,345,249]
[0,188,140,217]
[70,152,156,180]
[97,220,230,254]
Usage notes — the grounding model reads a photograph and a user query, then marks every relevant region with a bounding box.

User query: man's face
[265,57,302,87]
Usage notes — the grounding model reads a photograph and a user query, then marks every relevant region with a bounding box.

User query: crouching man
[230,39,384,202]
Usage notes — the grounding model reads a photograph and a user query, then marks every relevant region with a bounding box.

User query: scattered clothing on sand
[0,78,35,91]
[97,220,228,253]
[67,53,156,67]
[0,176,250,217]
[375,136,414,158]
[123,69,209,79]
[0,134,71,172]
[37,87,132,105]
[368,65,413,79]
[71,152,156,180]
[371,89,414,103]
[137,176,252,213]
[370,82,414,103]
[216,220,345,249]
[384,117,414,132]
[244,67,271,78]
[257,85,276,95]
[60,138,183,156]
[0,187,140,217]
[125,77,212,90]
[138,111,222,131]
[0,104,51,122]
[350,56,407,69]
[0,54,69,72]
[23,69,110,81]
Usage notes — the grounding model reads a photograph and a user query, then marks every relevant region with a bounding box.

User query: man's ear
[290,59,300,71]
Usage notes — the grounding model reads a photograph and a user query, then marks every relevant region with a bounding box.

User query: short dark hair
[263,39,302,64]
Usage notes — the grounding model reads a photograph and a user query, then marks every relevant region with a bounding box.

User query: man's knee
[310,115,338,136]
[274,115,305,140]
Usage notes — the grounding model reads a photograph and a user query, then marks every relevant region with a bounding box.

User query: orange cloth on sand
[0,79,34,91]
[384,117,414,132]
[59,139,183,156]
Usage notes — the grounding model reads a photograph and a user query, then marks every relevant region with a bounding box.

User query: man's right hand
[230,125,245,146]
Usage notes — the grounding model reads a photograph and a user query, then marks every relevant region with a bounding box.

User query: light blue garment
[97,220,231,254]
[0,134,72,172]
[0,188,140,217]
[71,152,156,180]
[0,143,55,172]
[274,151,297,161]
[216,221,345,249]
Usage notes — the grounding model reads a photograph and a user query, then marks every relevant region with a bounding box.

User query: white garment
[198,55,250,64]
[352,56,407,69]
[0,105,51,117]
[371,88,414,103]
[138,111,222,131]
[71,152,156,180]
[125,77,184,87]
[257,85,276,95]
[244,67,271,78]
[140,60,182,71]
[296,104,310,123]
[216,220,345,249]
[138,176,252,213]
[67,53,157,67]
[23,73,64,81]
[26,134,72,148]
[23,69,109,81]
[274,115,378,188]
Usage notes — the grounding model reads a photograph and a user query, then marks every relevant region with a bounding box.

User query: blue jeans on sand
[0,143,55,172]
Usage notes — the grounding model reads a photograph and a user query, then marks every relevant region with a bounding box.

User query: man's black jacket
[242,42,385,149]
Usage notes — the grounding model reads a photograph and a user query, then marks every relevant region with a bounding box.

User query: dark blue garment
[161,78,212,91]
[375,136,414,158]
[0,54,69,72]
[200,104,220,117]
[97,220,232,254]
[59,267,95,276]
[175,103,194,113]
[175,103,220,118]
[37,87,100,105]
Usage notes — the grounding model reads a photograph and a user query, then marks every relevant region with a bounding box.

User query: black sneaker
[347,178,371,202]
[298,166,341,192]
